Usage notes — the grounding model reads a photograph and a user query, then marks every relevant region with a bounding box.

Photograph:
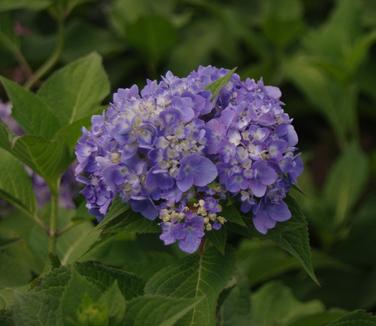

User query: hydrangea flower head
[75,66,303,253]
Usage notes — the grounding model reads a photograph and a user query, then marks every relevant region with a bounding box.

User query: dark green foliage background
[0,0,376,325]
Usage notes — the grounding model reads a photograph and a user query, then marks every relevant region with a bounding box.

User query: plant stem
[48,193,59,255]
[24,20,64,90]
[14,49,33,79]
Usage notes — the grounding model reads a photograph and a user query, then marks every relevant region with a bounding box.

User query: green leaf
[145,247,234,326]
[124,295,203,326]
[37,52,110,126]
[205,68,237,99]
[52,114,93,151]
[251,282,324,326]
[0,122,12,151]
[237,239,300,286]
[75,261,144,300]
[12,136,70,192]
[0,0,51,12]
[0,148,36,215]
[218,275,251,326]
[0,250,33,287]
[13,267,71,325]
[264,196,318,285]
[0,237,19,249]
[0,77,60,138]
[97,281,126,324]
[62,21,123,62]
[287,310,346,326]
[126,15,177,66]
[324,144,368,225]
[206,227,227,254]
[261,0,304,49]
[59,270,101,325]
[327,310,376,326]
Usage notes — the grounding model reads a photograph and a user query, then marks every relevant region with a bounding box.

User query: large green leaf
[74,261,144,300]
[218,275,251,326]
[37,52,110,126]
[0,77,60,138]
[265,196,318,285]
[250,282,324,326]
[145,247,234,326]
[124,295,203,326]
[11,136,70,193]
[13,267,71,325]
[0,148,36,215]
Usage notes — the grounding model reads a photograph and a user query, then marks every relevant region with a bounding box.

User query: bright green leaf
[12,136,70,192]
[0,77,60,138]
[38,52,110,126]
[206,67,237,100]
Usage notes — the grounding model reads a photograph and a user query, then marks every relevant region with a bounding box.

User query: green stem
[24,21,64,90]
[14,50,33,79]
[48,193,59,255]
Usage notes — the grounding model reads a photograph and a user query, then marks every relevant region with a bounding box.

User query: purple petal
[176,173,194,192]
[249,180,267,197]
[267,201,291,222]
[130,198,158,220]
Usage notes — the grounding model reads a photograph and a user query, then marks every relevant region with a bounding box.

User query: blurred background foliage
[0,0,376,322]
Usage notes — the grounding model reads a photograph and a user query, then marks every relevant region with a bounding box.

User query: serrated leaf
[205,68,237,99]
[124,295,203,326]
[13,267,71,326]
[75,261,144,300]
[38,52,110,126]
[98,281,126,324]
[59,270,101,325]
[251,282,324,326]
[264,196,318,285]
[145,247,234,326]
[12,136,70,193]
[0,148,36,215]
[0,77,60,138]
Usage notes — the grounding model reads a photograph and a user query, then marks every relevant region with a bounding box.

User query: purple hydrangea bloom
[75,66,303,253]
